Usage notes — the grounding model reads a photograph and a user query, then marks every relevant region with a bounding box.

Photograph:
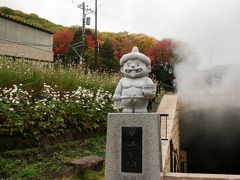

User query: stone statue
[113,46,156,113]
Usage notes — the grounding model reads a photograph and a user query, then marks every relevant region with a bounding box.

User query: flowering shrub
[0,82,115,140]
[0,57,120,141]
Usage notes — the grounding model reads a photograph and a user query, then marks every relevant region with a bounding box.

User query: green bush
[0,58,119,141]
[0,136,106,179]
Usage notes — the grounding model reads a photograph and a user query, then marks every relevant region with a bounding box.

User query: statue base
[105,113,162,180]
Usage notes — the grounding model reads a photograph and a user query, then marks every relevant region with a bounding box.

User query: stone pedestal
[105,113,162,180]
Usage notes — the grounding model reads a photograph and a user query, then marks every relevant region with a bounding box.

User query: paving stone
[59,166,76,178]
[69,156,105,173]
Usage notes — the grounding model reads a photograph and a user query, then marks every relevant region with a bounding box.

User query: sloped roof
[0,13,53,34]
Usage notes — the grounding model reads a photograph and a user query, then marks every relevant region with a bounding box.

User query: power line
[98,2,150,30]
[108,0,180,30]
[98,0,148,27]
[98,0,114,7]
[87,0,95,5]
[54,0,75,5]
[105,0,182,32]
[129,0,184,35]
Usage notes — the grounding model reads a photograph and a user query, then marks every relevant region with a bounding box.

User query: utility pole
[78,2,87,73]
[94,0,98,66]
[82,2,86,61]
[77,2,86,63]
[77,1,94,72]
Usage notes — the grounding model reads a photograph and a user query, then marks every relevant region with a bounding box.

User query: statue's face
[121,59,150,78]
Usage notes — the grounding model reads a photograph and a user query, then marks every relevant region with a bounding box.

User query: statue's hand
[113,99,122,109]
[142,84,156,98]
[113,95,122,109]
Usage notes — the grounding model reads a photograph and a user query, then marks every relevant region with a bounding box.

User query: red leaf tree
[53,29,74,55]
[144,39,175,86]
[144,39,172,62]
[86,34,95,49]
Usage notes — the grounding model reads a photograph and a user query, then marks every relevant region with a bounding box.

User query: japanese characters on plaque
[121,127,142,173]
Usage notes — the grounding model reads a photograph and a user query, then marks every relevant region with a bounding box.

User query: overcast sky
[0,0,240,69]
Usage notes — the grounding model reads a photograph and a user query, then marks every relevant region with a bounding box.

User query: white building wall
[0,17,53,61]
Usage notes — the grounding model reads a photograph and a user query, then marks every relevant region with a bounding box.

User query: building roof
[0,13,54,34]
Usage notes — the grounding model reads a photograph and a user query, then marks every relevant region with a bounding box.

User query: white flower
[13,84,17,89]
[9,108,14,111]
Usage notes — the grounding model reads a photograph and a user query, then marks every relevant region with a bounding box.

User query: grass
[0,136,106,179]
[77,168,105,180]
[0,57,119,93]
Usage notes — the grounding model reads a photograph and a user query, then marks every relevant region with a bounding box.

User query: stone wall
[163,173,240,180]
[0,42,53,62]
[0,128,106,151]
[157,94,182,173]
[0,17,53,61]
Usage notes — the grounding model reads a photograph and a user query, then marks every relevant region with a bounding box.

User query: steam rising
[174,41,240,173]
[173,40,240,112]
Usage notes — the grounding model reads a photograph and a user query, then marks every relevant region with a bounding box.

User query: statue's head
[120,46,151,78]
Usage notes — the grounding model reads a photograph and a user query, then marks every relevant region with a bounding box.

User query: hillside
[0,6,65,32]
[0,6,175,90]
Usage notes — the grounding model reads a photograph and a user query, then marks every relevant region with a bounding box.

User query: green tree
[67,29,83,65]
[68,28,97,67]
[99,38,115,70]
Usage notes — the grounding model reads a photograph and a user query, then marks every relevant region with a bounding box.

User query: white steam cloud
[173,41,240,113]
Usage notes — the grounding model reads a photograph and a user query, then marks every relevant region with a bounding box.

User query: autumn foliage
[86,34,95,49]
[98,32,159,62]
[144,39,172,62]
[52,28,176,86]
[53,29,74,55]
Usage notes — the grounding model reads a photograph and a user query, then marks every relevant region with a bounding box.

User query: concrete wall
[163,173,240,180]
[169,104,181,172]
[0,17,53,61]
[157,95,182,173]
[158,95,240,179]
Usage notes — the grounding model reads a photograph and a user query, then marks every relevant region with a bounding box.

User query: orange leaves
[144,39,173,62]
[52,28,174,68]
[53,29,74,55]
[86,35,95,49]
[98,32,158,62]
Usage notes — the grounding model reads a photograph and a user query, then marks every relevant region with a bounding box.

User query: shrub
[0,57,119,141]
[0,83,115,140]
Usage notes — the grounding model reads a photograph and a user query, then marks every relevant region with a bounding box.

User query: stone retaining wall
[163,173,240,180]
[157,94,182,173]
[0,42,53,62]
[0,128,106,151]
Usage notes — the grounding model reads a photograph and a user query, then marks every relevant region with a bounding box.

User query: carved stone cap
[120,46,151,66]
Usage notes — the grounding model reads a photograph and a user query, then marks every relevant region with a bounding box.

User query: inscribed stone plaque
[121,127,142,173]
[105,113,161,180]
